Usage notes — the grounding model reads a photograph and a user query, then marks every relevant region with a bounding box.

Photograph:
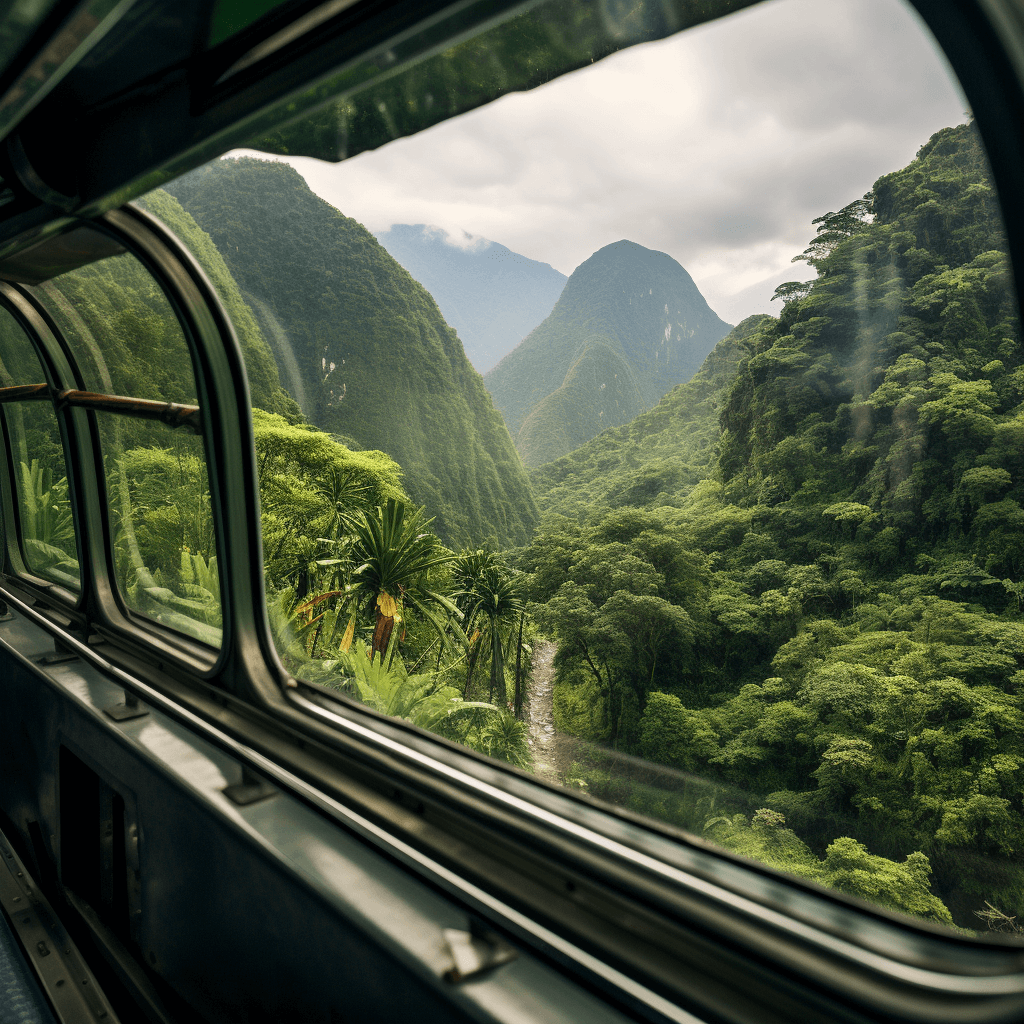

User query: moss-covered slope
[135,189,299,418]
[163,158,537,548]
[530,314,769,516]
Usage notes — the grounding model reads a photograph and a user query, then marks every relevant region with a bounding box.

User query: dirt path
[526,640,573,784]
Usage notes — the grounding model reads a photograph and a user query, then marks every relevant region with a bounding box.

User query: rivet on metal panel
[104,688,148,721]
[37,940,49,956]
[442,926,517,983]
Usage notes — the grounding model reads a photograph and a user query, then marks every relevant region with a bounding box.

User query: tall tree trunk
[464,632,481,699]
[491,623,507,706]
[513,612,525,720]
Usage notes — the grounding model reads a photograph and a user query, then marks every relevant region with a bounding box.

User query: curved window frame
[0,0,1021,1021]
[0,199,1018,1024]
[0,295,84,600]
[0,212,252,674]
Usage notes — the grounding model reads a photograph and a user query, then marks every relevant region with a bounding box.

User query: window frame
[0,289,86,601]
[0,201,1017,1024]
[0,0,1022,1021]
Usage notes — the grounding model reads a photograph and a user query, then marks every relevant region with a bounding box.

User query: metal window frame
[0,1,1021,1022]
[0,201,1014,1024]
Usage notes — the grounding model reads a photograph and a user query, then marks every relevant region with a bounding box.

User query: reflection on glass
[6,401,79,588]
[141,0,1024,935]
[96,414,221,647]
[0,304,47,385]
[30,252,199,405]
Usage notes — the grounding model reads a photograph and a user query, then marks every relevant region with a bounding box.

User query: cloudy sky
[237,0,968,326]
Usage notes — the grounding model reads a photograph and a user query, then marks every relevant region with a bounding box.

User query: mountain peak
[484,240,732,467]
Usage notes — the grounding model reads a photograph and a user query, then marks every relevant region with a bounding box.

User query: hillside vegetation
[522,122,1024,928]
[485,240,731,466]
[530,313,771,515]
[163,158,537,549]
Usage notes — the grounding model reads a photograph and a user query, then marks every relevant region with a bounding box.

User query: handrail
[0,382,202,432]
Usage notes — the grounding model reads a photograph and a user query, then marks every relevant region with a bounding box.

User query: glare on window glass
[0,306,80,588]
[143,0,1024,936]
[31,250,200,405]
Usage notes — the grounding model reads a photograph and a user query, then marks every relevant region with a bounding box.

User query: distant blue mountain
[375,224,567,373]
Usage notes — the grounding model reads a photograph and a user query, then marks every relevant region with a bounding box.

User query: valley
[98,117,1024,934]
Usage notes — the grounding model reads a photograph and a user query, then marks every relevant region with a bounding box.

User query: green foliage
[526,122,1024,929]
[705,813,952,925]
[529,314,771,516]
[17,457,78,585]
[348,498,461,662]
[485,239,732,467]
[135,190,298,417]
[163,157,537,549]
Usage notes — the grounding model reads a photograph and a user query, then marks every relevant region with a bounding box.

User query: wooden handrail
[0,383,202,433]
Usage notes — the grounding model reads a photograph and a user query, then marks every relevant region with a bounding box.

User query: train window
[22,247,222,643]
[0,306,80,588]
[135,0,1024,944]
[95,413,221,645]
[30,250,200,405]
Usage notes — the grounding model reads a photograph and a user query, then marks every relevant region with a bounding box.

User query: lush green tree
[348,499,461,663]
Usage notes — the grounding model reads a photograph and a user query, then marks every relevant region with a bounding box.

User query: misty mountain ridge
[375,223,567,373]
[484,239,732,467]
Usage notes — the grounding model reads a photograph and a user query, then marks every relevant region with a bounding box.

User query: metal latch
[443,925,517,982]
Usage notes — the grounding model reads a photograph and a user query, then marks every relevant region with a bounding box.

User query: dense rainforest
[9,116,1021,934]
[521,122,1024,928]
[484,240,732,467]
[162,158,537,549]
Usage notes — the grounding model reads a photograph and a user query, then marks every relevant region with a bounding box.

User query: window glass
[30,252,200,405]
[0,304,48,386]
[0,306,80,588]
[96,414,221,646]
[25,252,222,642]
[145,0,1024,936]
[5,400,79,588]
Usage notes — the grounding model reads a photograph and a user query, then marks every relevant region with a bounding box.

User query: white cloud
[233,0,968,326]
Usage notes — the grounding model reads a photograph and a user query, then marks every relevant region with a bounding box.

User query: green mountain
[530,314,770,517]
[521,123,1024,927]
[135,189,299,419]
[375,224,567,373]
[163,157,537,548]
[484,240,732,467]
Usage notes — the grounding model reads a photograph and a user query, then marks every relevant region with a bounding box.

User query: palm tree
[268,534,326,599]
[479,713,532,770]
[311,466,367,542]
[466,566,526,706]
[349,499,462,663]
